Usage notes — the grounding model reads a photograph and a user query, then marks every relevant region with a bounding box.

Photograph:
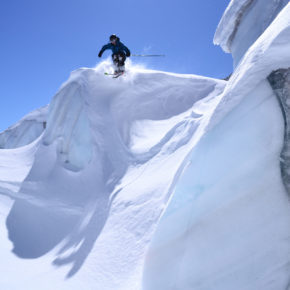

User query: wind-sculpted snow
[143,78,290,290]
[0,62,226,289]
[0,2,290,289]
[210,3,290,132]
[214,0,254,53]
[214,0,288,66]
[0,106,48,149]
[143,4,290,290]
[43,78,92,171]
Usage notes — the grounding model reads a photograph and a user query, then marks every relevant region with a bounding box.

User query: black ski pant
[112,52,126,67]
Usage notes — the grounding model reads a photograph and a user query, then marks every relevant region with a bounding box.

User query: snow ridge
[143,3,290,290]
[0,62,226,289]
[0,2,290,290]
[214,0,289,66]
[0,106,47,149]
[214,0,255,53]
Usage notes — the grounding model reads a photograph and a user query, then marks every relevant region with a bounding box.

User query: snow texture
[214,0,288,67]
[0,62,226,289]
[0,106,48,149]
[143,5,290,289]
[0,2,290,290]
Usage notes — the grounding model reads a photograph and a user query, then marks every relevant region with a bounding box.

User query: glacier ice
[214,0,289,67]
[0,2,290,290]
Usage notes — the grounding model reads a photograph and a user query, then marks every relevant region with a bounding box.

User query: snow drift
[214,0,289,67]
[0,105,47,149]
[0,2,290,290]
[144,3,290,289]
[0,63,226,289]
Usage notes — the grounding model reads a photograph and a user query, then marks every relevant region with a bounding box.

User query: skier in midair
[98,34,131,74]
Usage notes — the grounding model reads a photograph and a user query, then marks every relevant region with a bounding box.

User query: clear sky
[0,0,232,132]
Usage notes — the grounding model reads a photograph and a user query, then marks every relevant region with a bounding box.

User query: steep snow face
[214,0,288,67]
[0,62,226,290]
[41,65,224,172]
[143,78,290,290]
[42,78,92,172]
[143,4,290,290]
[0,106,47,149]
[211,3,290,129]
[0,3,289,289]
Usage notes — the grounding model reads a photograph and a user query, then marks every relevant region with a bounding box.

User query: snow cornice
[213,0,254,53]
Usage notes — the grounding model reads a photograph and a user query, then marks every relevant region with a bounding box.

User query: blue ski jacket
[98,38,130,57]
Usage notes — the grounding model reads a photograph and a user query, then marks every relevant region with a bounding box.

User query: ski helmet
[110,34,117,41]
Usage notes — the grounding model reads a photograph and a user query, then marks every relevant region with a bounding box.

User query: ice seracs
[144,2,290,290]
[214,0,289,67]
[0,1,290,290]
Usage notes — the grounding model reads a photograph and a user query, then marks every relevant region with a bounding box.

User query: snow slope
[0,62,226,289]
[214,0,288,66]
[0,106,47,149]
[0,2,289,290]
[143,3,290,290]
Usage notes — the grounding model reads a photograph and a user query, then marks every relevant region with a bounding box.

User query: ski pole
[131,54,165,57]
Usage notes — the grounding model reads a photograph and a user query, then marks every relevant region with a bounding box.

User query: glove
[126,52,131,57]
[98,51,102,58]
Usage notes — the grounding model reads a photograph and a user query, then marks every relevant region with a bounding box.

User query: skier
[98,34,131,75]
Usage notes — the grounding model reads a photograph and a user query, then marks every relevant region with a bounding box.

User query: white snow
[211,3,290,131]
[143,78,290,290]
[0,106,48,149]
[0,2,289,290]
[0,63,226,289]
[214,0,288,66]
[214,0,254,53]
[143,4,290,289]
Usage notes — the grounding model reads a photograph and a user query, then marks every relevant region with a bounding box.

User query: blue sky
[0,0,232,132]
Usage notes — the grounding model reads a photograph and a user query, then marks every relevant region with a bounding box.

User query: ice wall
[143,74,290,290]
[1,2,290,289]
[42,75,92,172]
[214,0,288,67]
[143,3,290,290]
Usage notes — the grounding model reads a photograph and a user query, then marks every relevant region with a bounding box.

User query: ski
[113,71,125,78]
[104,72,125,78]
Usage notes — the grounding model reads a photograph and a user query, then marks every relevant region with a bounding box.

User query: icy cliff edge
[214,0,288,66]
